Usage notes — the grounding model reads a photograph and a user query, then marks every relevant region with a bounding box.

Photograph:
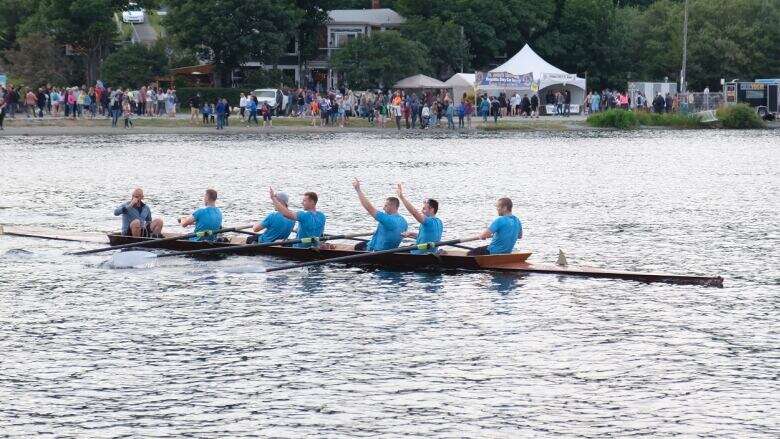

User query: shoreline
[1,115,775,136]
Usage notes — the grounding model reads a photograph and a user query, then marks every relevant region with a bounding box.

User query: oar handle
[71,224,254,255]
[265,235,483,273]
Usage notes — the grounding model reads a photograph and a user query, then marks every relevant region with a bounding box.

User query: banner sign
[476,71,534,89]
[541,72,578,82]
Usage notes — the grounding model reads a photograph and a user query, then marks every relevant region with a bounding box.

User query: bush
[716,104,766,129]
[634,111,703,128]
[101,43,168,89]
[175,87,244,109]
[587,109,638,129]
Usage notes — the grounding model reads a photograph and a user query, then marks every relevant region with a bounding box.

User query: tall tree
[401,17,469,79]
[330,31,430,89]
[101,43,168,88]
[165,0,301,86]
[4,33,78,86]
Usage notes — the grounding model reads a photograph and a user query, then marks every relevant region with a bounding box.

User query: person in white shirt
[239,93,247,120]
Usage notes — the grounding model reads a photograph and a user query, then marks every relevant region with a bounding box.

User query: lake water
[1,130,778,437]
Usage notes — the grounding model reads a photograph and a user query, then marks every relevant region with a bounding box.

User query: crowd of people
[0,83,179,129]
[586,89,688,114]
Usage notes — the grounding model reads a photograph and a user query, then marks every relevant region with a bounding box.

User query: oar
[72,224,254,255]
[265,235,483,273]
[401,237,474,251]
[0,225,102,243]
[110,232,374,267]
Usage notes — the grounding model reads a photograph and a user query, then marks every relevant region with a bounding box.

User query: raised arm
[113,202,128,216]
[396,183,425,224]
[352,178,377,218]
[270,187,297,221]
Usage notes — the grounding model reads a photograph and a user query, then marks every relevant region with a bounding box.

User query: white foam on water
[109,251,158,269]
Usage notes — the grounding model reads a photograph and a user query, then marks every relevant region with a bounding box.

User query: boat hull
[106,234,723,287]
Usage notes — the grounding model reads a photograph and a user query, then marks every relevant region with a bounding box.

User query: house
[240,0,404,90]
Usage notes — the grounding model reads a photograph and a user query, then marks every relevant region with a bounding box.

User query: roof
[328,8,405,26]
[490,44,569,78]
[394,74,447,89]
[444,73,476,87]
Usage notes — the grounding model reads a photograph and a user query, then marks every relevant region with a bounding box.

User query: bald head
[130,188,144,207]
[132,188,144,198]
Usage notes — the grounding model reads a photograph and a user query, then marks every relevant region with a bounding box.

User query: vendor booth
[444,73,476,105]
[394,74,448,92]
[478,44,586,114]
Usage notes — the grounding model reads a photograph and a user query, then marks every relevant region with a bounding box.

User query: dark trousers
[0,109,5,129]
[467,245,490,256]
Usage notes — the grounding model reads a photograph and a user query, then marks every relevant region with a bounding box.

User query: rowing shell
[105,234,723,287]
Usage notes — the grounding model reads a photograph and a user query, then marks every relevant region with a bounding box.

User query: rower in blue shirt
[270,187,326,248]
[178,188,223,241]
[352,178,408,251]
[396,183,442,254]
[468,197,522,255]
[245,191,295,244]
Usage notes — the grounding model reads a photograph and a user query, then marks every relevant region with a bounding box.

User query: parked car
[122,3,145,23]
[252,88,288,116]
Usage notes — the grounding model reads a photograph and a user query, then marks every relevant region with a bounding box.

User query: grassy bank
[587,105,766,129]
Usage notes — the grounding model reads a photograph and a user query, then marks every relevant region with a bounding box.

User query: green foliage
[587,109,639,129]
[634,111,704,128]
[176,87,242,109]
[101,43,168,88]
[165,0,301,86]
[3,33,79,87]
[716,104,766,129]
[330,31,431,89]
[244,69,295,89]
[401,17,469,79]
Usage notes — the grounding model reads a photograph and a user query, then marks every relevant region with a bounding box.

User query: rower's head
[204,188,218,206]
[496,197,513,215]
[302,191,318,210]
[384,197,400,214]
[130,188,144,206]
[422,198,439,217]
[274,192,289,210]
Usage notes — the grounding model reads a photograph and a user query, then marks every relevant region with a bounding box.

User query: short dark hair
[205,189,218,202]
[497,197,512,211]
[426,198,439,214]
[304,191,318,204]
[387,197,400,209]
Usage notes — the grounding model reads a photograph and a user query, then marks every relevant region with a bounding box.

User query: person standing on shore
[531,93,539,118]
[122,96,134,128]
[0,95,6,130]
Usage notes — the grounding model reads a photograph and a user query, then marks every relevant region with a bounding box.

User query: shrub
[716,104,766,129]
[634,111,703,128]
[175,87,243,109]
[587,109,638,129]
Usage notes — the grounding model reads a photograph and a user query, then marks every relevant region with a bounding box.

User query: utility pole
[681,0,689,92]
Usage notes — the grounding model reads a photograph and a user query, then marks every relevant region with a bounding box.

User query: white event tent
[444,73,476,105]
[485,44,587,113]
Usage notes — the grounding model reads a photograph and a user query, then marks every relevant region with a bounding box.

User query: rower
[178,188,223,241]
[270,187,325,248]
[114,187,164,237]
[352,178,407,251]
[246,192,294,244]
[468,197,522,256]
[396,183,442,254]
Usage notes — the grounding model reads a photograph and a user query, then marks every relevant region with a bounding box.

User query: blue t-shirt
[367,211,408,251]
[411,215,443,254]
[191,206,223,241]
[487,215,522,254]
[294,210,326,248]
[260,211,295,243]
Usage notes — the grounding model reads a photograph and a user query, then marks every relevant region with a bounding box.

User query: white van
[252,89,289,116]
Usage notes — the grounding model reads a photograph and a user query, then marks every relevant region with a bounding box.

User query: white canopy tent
[444,73,475,105]
[393,74,447,90]
[483,44,587,113]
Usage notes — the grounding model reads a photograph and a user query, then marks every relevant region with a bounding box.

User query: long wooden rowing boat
[106,233,724,287]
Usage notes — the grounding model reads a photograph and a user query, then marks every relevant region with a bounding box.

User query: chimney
[372,0,381,9]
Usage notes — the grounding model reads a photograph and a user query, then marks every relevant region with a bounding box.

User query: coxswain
[246,191,295,244]
[467,197,522,255]
[114,188,164,237]
[352,178,407,251]
[269,187,325,248]
[178,188,223,241]
[396,183,442,254]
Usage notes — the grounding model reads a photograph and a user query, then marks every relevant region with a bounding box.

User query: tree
[101,43,168,88]
[0,0,37,56]
[165,0,301,86]
[401,17,469,79]
[330,31,430,89]
[4,33,78,86]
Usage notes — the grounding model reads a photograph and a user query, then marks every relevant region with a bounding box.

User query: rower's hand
[352,178,361,191]
[396,183,404,197]
[269,187,276,200]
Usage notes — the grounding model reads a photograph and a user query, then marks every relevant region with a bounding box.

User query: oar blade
[109,251,158,269]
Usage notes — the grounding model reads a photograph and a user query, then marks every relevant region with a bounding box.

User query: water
[1,130,778,437]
